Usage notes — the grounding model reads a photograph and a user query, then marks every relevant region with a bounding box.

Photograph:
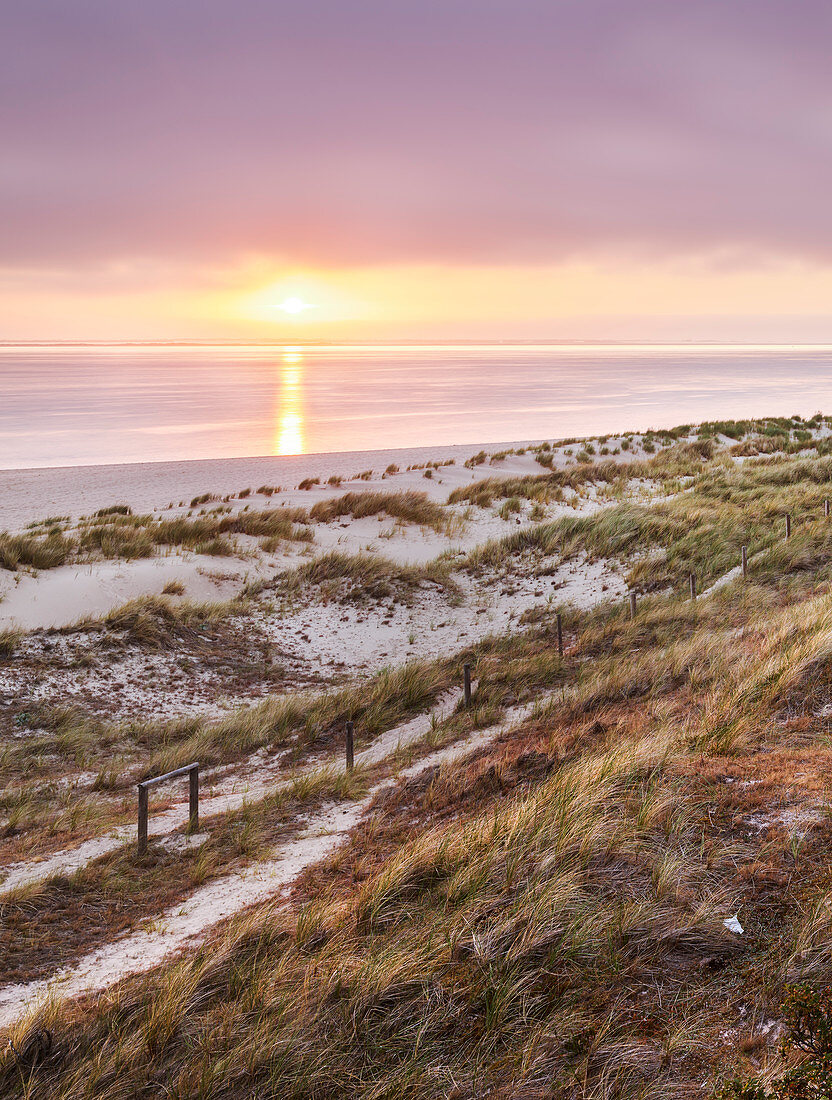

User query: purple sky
[4,1,832,341]
[4,0,831,270]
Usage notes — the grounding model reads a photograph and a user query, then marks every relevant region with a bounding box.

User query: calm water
[2,342,832,470]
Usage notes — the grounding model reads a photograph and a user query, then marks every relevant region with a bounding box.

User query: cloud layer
[5,0,832,271]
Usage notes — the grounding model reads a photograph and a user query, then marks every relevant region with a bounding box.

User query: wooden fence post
[556,613,563,658]
[136,762,200,855]
[689,572,696,600]
[786,513,792,539]
[346,721,354,773]
[826,499,830,518]
[137,784,149,856]
[463,663,472,707]
[189,764,199,833]
[629,592,637,619]
[741,545,748,578]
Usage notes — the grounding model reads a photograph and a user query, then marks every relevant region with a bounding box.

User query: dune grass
[0,732,745,1098]
[448,441,714,508]
[11,445,832,1094]
[0,530,73,571]
[0,506,316,573]
[0,766,370,987]
[5,578,832,1093]
[463,451,832,599]
[272,549,461,606]
[309,490,447,532]
[0,488,451,575]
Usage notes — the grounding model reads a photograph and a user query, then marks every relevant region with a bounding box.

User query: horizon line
[5,338,832,351]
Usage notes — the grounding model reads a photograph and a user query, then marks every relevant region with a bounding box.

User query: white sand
[0,555,256,631]
[0,441,551,533]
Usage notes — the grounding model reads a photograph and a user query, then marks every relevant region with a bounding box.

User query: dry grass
[274,549,460,606]
[11,445,832,1095]
[1,505,316,573]
[0,530,73,571]
[309,490,447,531]
[0,767,369,987]
[0,734,747,1098]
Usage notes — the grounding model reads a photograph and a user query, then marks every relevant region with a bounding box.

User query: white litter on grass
[723,915,744,934]
[744,806,822,836]
[0,697,542,1031]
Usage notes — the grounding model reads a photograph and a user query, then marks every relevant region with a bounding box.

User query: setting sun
[276,296,315,315]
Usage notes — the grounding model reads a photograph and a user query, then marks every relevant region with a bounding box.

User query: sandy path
[0,697,535,1032]
[0,689,464,896]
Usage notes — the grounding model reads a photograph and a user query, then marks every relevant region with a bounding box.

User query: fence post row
[132,500,832,860]
[346,721,355,773]
[137,762,199,856]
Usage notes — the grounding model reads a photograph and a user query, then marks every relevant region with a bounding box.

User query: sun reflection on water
[274,347,305,455]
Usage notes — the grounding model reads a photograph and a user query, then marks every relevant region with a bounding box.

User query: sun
[276,296,316,315]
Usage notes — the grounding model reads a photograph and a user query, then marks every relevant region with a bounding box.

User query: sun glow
[276,296,316,315]
[274,347,304,455]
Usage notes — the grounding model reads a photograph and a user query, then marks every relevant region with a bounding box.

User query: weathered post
[741,545,748,578]
[556,613,563,658]
[137,783,149,856]
[689,572,696,600]
[629,592,637,619]
[189,764,199,833]
[463,662,472,707]
[346,721,354,773]
[786,513,792,539]
[136,762,200,855]
[825,499,830,518]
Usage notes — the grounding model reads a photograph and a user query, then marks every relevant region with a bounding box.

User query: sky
[4,0,832,342]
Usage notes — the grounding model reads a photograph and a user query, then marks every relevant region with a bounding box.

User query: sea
[2,342,832,469]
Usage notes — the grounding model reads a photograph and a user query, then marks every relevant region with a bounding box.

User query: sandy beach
[0,439,543,532]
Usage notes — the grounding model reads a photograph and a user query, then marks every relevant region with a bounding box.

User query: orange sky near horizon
[7,253,832,343]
